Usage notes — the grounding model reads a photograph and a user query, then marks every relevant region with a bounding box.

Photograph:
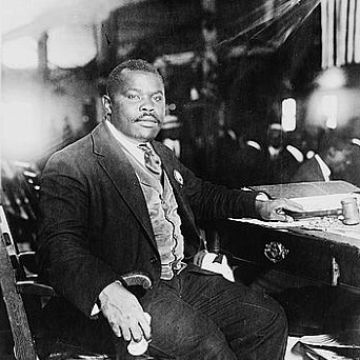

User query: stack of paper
[250,181,360,219]
[250,181,360,199]
[288,193,360,219]
[292,333,360,360]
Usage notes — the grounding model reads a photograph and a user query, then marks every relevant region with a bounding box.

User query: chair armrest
[17,281,57,297]
[18,251,38,275]
[17,272,152,297]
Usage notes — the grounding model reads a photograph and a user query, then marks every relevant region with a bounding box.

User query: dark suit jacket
[290,157,327,182]
[37,122,260,318]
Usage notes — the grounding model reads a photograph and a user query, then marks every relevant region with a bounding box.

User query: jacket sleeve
[37,151,119,317]
[171,152,260,221]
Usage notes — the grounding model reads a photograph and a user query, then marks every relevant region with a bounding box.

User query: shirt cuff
[255,192,270,201]
[91,303,100,317]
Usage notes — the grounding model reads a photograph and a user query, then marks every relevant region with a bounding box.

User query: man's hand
[99,281,151,342]
[256,198,303,222]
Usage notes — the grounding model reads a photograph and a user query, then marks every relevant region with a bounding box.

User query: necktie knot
[138,143,162,176]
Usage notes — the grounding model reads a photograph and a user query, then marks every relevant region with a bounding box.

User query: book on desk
[249,181,360,219]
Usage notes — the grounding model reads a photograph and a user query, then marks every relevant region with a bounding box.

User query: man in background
[291,132,352,183]
[261,123,304,184]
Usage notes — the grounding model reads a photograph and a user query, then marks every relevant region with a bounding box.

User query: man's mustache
[136,113,161,123]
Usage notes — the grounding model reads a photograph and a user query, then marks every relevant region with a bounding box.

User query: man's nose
[140,98,154,112]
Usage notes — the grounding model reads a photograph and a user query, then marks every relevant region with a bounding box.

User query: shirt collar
[314,154,331,181]
[106,120,143,146]
[268,145,281,159]
[105,120,149,166]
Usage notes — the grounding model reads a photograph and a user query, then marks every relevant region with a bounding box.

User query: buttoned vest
[128,155,184,280]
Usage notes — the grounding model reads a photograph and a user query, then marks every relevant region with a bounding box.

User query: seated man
[37,59,302,360]
[291,132,352,183]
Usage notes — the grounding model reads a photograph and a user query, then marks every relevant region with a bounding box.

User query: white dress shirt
[105,120,151,166]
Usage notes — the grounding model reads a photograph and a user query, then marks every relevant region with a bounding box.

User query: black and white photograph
[1,1,360,359]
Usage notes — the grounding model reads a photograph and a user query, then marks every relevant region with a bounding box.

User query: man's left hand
[256,198,303,222]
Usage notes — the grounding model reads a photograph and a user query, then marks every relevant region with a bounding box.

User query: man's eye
[127,94,140,100]
[153,95,163,102]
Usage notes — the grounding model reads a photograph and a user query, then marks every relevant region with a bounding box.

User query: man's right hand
[98,281,151,342]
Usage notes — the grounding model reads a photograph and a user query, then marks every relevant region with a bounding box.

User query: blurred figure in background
[291,132,352,183]
[342,138,360,187]
[213,114,242,187]
[237,136,264,186]
[340,117,360,187]
[157,103,181,158]
[260,123,303,184]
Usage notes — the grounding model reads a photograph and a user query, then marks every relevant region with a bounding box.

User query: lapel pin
[173,170,184,186]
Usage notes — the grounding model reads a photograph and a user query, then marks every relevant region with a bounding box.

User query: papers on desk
[249,181,360,219]
[232,182,360,242]
[293,333,360,360]
[299,334,360,349]
[229,217,341,231]
[249,181,360,199]
[231,216,360,249]
[229,217,302,228]
[294,344,353,359]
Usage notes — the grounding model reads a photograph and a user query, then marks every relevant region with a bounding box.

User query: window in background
[321,94,338,129]
[281,98,296,132]
[2,37,38,69]
[47,25,97,69]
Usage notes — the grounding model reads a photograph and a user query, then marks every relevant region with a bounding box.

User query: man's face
[106,69,165,142]
[268,129,283,149]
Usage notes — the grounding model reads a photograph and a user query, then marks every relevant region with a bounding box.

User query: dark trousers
[37,265,287,360]
[137,265,287,360]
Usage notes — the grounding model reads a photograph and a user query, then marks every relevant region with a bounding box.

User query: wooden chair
[0,205,168,360]
[1,204,39,360]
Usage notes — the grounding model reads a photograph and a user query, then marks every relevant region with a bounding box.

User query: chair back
[0,205,38,360]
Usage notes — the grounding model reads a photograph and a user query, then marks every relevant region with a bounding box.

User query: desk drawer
[219,220,359,288]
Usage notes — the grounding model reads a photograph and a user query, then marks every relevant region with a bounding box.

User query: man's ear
[102,95,112,116]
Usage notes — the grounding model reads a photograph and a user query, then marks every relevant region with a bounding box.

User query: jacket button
[150,257,158,264]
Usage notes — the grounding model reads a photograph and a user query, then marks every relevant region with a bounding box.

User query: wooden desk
[219,181,360,291]
[218,216,360,291]
[216,216,360,338]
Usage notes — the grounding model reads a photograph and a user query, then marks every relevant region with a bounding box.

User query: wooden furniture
[0,206,38,360]
[0,206,163,360]
[216,213,360,345]
[224,181,360,291]
[221,217,360,290]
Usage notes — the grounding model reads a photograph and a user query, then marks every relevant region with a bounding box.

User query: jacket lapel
[91,123,156,248]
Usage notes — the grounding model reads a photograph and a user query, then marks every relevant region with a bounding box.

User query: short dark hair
[106,59,163,100]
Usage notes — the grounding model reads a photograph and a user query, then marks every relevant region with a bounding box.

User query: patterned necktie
[138,143,162,176]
